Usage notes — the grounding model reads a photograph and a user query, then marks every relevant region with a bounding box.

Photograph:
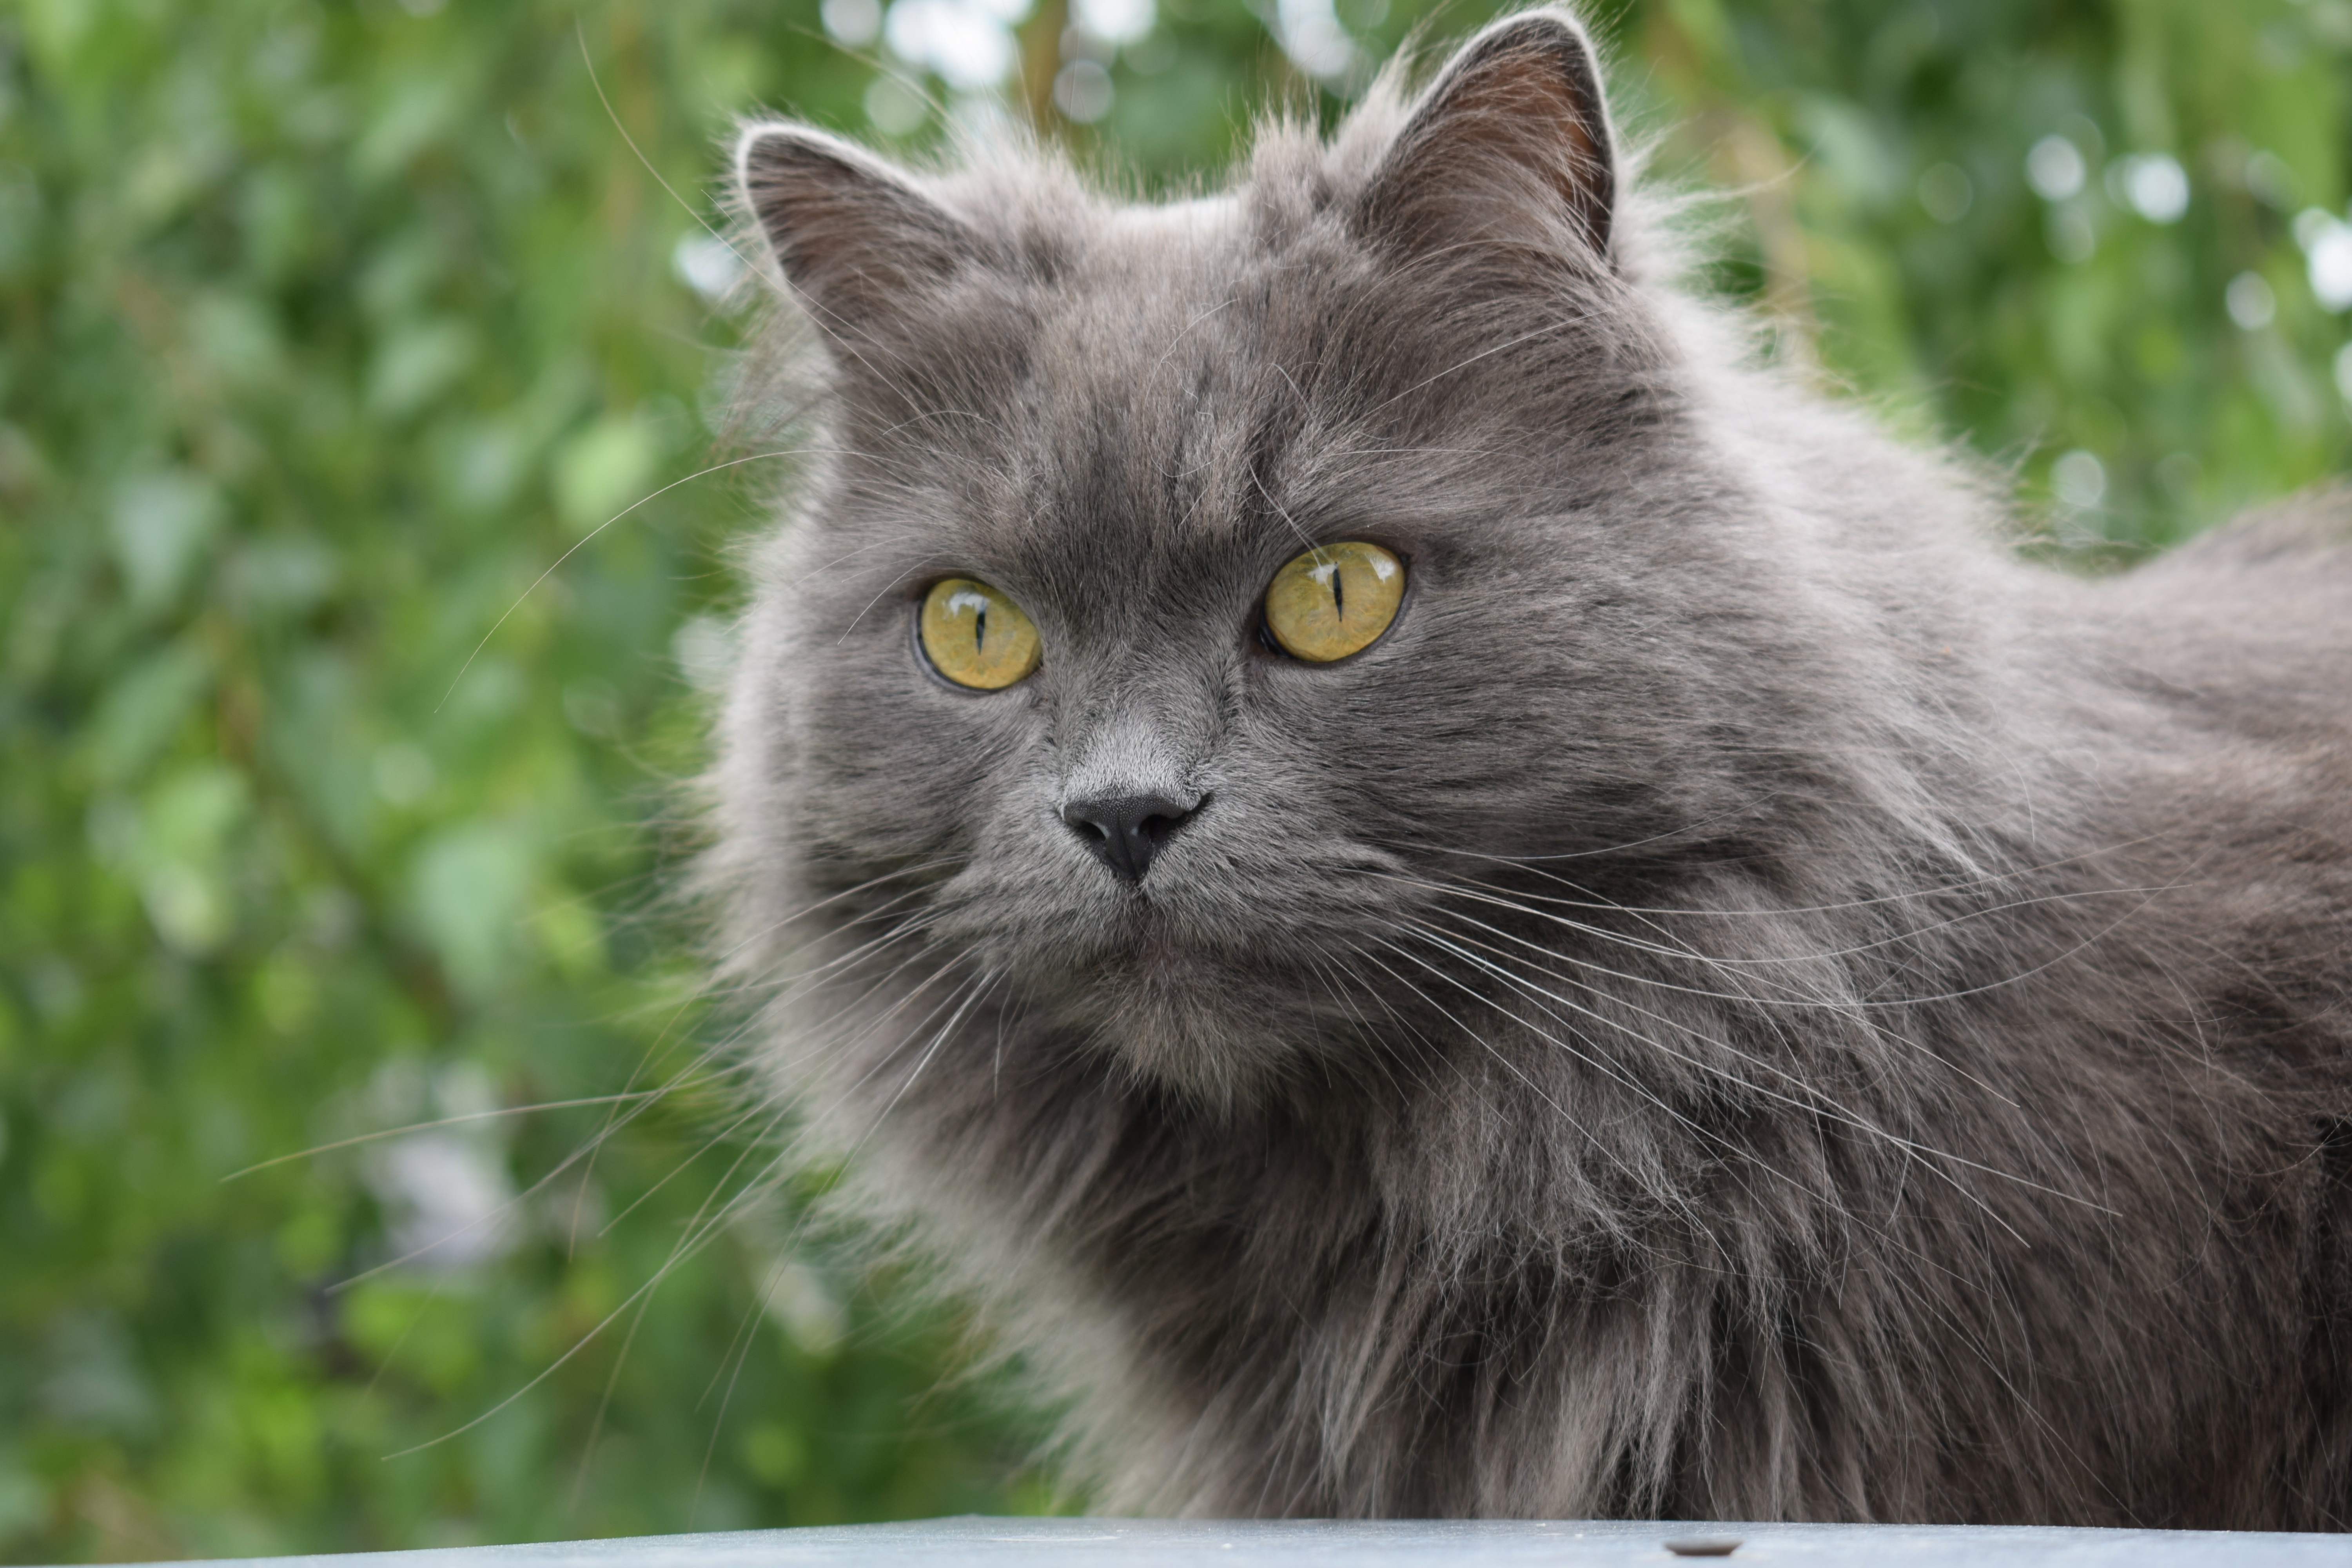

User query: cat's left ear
[1357,8,1617,269]
[735,122,982,344]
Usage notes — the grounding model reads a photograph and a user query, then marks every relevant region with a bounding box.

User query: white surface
[121,1516,2352,1568]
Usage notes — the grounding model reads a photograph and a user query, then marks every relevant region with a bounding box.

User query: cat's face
[725,11,1806,1100]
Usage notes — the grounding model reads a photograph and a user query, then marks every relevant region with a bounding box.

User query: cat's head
[716,8,1835,1103]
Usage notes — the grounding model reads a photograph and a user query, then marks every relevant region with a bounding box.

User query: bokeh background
[5,0,2351,1559]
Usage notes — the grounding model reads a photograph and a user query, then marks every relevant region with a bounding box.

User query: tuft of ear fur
[1358,8,1617,270]
[735,123,979,344]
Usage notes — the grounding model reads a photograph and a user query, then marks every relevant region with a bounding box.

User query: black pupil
[1332,564,1345,620]
[974,603,987,652]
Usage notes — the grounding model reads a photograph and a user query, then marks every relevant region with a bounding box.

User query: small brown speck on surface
[1663,1538,1742,1558]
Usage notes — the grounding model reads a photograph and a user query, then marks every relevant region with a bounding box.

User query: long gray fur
[704,7,2352,1528]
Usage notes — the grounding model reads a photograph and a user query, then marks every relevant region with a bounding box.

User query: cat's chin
[1060,924,1318,1105]
[1087,975,1285,1104]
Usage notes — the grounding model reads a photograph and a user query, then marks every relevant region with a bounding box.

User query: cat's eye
[918,577,1042,690]
[1262,541,1406,663]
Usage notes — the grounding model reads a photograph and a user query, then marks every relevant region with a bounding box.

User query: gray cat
[703,5,2352,1526]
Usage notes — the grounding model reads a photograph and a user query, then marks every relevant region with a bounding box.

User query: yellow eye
[1263,541,1406,663]
[918,577,1042,690]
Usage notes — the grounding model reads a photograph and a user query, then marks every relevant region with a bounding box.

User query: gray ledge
[115,1516,2352,1568]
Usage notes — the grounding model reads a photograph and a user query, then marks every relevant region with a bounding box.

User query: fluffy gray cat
[703,6,2352,1527]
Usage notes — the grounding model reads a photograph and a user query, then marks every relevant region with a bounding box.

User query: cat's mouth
[1117,903,1196,969]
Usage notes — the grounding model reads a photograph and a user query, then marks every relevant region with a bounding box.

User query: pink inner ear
[1363,23,1616,267]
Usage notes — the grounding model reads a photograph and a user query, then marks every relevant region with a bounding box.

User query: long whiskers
[436,447,820,713]
[219,1093,664,1181]
[1383,911,2113,1224]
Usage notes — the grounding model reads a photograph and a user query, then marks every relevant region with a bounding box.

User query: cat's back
[2082,489,2352,746]
[2112,486,2352,637]
[2035,491,2352,1089]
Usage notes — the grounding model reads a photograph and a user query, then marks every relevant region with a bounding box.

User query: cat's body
[706,9,2352,1526]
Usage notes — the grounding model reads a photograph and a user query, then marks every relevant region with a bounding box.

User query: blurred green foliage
[3,0,2348,1560]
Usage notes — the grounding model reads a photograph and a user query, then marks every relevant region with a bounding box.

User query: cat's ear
[735,122,980,341]
[1357,9,1617,269]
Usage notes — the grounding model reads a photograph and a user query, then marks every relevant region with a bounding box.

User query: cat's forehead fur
[737,31,1669,614]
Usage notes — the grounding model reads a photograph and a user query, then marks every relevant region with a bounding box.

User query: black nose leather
[1062,793,1198,885]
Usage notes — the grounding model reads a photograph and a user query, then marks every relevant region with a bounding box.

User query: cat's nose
[1061,792,1200,885]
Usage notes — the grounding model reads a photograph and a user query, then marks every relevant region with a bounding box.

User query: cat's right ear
[735,123,979,343]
